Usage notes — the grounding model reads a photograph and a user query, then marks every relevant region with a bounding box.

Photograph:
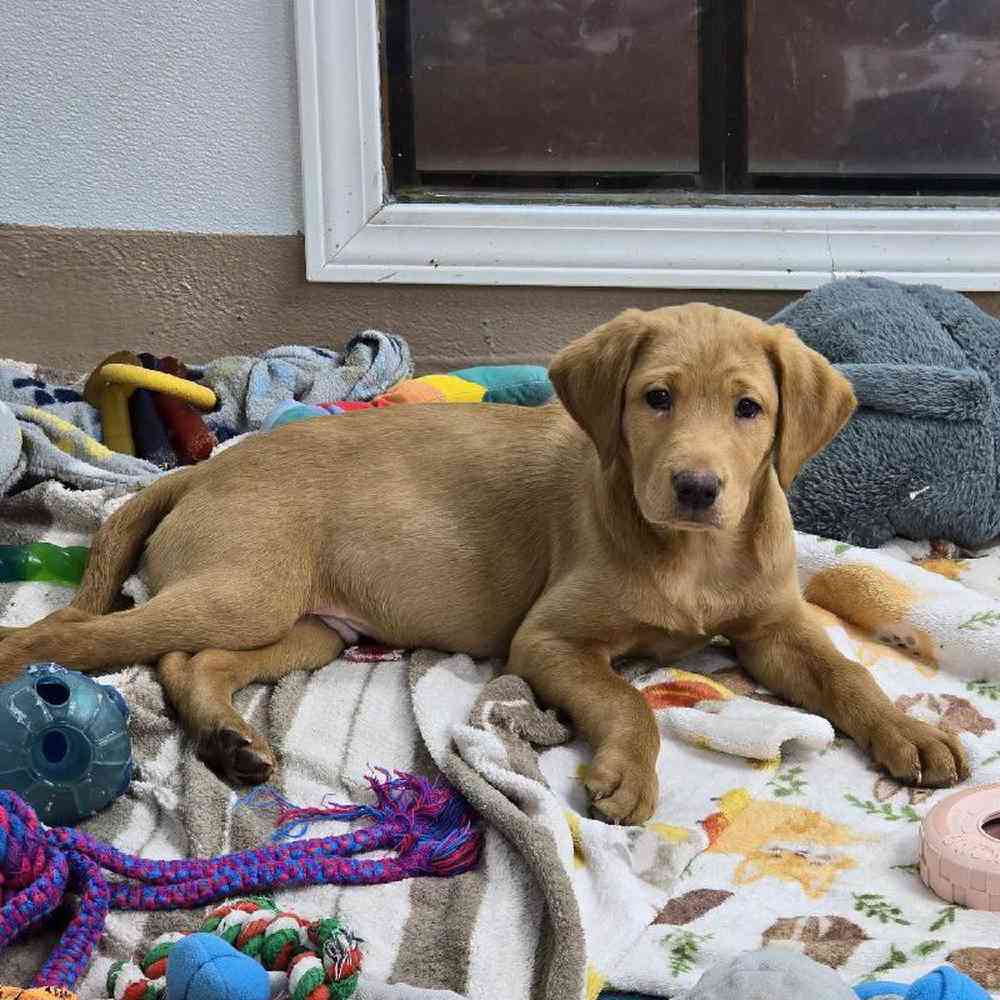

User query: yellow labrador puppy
[0,305,967,824]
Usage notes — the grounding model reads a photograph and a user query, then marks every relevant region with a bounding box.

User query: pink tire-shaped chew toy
[920,783,1000,910]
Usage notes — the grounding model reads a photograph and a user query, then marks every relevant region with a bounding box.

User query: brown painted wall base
[3,224,998,373]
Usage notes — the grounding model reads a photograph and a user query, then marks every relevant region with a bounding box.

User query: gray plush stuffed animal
[676,947,857,1000]
[771,277,1000,548]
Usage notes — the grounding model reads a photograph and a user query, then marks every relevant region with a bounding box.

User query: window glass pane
[748,1,1000,175]
[408,0,699,175]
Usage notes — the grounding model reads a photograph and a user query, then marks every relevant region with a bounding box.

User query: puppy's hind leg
[0,572,307,683]
[158,616,345,785]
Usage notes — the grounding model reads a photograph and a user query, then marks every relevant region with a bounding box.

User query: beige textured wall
[0,225,802,373]
[5,225,1000,374]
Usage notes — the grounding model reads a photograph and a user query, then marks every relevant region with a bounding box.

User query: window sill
[297,0,1000,290]
[311,200,1000,290]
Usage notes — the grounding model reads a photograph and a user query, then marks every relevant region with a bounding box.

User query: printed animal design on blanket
[948,947,1000,991]
[641,670,734,710]
[913,556,970,581]
[706,667,783,705]
[805,564,939,675]
[761,914,870,969]
[808,603,937,679]
[871,771,933,808]
[702,790,863,900]
[894,692,995,737]
[654,889,734,926]
[621,823,706,892]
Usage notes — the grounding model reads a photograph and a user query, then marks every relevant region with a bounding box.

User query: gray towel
[771,277,1000,548]
[196,329,413,438]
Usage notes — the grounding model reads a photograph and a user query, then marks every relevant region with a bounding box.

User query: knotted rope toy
[0,771,480,992]
[108,896,363,1000]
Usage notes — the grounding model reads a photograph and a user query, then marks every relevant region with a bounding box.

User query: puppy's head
[550,304,856,532]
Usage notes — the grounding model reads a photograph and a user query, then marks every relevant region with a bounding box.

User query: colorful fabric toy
[108,897,363,1000]
[261,364,554,434]
[854,965,990,999]
[379,365,552,407]
[0,771,479,992]
[261,401,337,432]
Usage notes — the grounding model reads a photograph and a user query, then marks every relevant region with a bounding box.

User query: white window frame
[295,0,1000,289]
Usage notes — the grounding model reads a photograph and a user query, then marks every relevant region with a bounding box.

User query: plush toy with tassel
[107,897,363,1000]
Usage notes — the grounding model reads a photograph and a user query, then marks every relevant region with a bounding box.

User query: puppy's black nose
[673,470,720,511]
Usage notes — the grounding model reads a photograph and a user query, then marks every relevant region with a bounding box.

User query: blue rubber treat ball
[167,934,270,1000]
[0,662,132,825]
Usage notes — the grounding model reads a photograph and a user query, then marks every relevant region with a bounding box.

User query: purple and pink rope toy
[0,770,481,991]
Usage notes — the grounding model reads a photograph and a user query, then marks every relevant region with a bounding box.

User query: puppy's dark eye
[735,397,761,419]
[645,388,672,411]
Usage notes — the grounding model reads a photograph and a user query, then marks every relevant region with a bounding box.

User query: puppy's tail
[72,468,195,615]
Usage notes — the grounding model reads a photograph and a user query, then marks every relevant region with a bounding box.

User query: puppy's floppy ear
[763,324,857,490]
[549,309,649,467]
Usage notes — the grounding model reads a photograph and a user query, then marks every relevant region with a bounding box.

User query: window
[389,1,699,191]
[295,0,1000,287]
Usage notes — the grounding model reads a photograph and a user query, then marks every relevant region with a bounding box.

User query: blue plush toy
[166,934,270,1000]
[855,965,990,999]
[0,662,132,825]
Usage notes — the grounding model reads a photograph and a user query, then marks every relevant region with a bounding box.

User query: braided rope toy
[108,896,363,1000]
[0,770,480,992]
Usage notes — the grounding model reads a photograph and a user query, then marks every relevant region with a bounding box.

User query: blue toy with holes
[0,662,132,825]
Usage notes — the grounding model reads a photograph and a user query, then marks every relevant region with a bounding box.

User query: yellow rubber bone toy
[83,352,217,456]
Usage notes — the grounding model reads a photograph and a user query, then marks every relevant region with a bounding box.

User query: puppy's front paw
[585,745,658,825]
[869,714,969,787]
